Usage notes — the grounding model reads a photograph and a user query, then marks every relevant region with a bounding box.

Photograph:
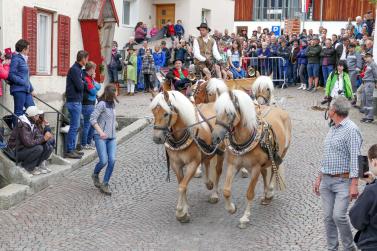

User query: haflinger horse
[211,89,292,229]
[150,90,224,223]
[251,75,275,105]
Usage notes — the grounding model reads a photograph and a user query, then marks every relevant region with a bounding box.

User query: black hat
[197,23,211,32]
[365,52,373,57]
[313,36,320,41]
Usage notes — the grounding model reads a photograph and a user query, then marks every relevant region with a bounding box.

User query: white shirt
[193,35,222,62]
[227,49,240,62]
[340,46,347,60]
[331,73,344,98]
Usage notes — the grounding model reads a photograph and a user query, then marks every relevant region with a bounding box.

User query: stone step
[0,184,29,210]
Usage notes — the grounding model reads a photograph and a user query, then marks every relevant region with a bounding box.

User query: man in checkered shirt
[313,96,362,251]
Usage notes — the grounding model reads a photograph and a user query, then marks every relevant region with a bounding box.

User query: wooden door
[156,4,175,29]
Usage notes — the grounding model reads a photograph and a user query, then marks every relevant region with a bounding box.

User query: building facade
[114,0,235,49]
[234,0,376,36]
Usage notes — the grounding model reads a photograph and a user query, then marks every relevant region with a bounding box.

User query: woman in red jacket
[0,50,11,97]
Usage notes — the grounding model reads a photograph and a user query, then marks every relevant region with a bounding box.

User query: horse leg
[194,164,202,178]
[208,155,223,204]
[261,167,274,205]
[240,167,249,178]
[203,159,213,190]
[223,162,237,214]
[175,161,198,223]
[173,165,185,216]
[239,165,261,229]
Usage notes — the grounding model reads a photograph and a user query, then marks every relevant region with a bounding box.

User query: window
[253,0,307,21]
[123,0,131,25]
[36,12,52,74]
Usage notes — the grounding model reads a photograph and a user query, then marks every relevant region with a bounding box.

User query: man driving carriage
[166,59,191,91]
[193,23,222,79]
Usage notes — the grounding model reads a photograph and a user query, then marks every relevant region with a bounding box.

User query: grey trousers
[348,71,358,94]
[17,144,53,171]
[320,175,355,251]
[362,81,375,119]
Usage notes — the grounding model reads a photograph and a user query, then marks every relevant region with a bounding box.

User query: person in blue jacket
[349,144,377,251]
[174,20,185,41]
[152,45,165,89]
[8,39,35,126]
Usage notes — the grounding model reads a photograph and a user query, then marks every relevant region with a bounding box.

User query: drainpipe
[320,0,323,27]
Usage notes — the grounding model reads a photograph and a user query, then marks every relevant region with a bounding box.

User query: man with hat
[193,23,222,79]
[7,106,54,175]
[166,58,191,92]
[360,52,377,123]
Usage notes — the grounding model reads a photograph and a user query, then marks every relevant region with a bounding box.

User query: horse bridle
[190,80,209,103]
[215,94,240,134]
[153,98,176,133]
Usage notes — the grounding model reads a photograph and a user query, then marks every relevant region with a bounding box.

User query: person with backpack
[107,41,122,95]
[81,61,101,150]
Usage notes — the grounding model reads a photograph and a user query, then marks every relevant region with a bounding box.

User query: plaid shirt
[141,55,155,74]
[321,118,362,178]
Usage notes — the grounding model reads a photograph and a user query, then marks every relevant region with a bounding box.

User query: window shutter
[22,7,37,75]
[57,15,71,76]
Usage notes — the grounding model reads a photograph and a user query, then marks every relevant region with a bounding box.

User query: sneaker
[306,86,313,92]
[310,87,317,93]
[99,183,112,196]
[83,144,95,150]
[302,86,307,90]
[31,169,41,176]
[39,161,52,173]
[361,118,374,123]
[64,151,82,159]
[74,150,85,156]
[38,167,48,174]
[297,84,304,90]
[91,173,100,188]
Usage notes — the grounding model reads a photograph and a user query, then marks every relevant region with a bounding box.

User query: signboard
[272,26,280,36]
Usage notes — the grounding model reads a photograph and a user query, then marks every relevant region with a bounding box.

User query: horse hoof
[227,204,237,215]
[177,213,191,223]
[208,196,219,204]
[205,181,214,190]
[241,168,249,178]
[261,196,273,206]
[238,222,248,229]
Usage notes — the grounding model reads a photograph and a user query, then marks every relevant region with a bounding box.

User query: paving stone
[0,88,376,250]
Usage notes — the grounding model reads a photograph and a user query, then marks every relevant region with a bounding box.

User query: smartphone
[358,155,369,178]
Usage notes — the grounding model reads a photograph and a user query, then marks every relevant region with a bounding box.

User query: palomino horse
[211,90,292,228]
[251,75,275,105]
[150,90,224,223]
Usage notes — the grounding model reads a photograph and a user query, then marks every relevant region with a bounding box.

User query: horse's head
[190,80,208,104]
[212,91,241,145]
[252,75,274,105]
[150,90,179,144]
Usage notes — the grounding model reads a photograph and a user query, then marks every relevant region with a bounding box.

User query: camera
[321,96,332,105]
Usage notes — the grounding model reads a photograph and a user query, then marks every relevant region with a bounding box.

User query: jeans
[143,73,154,91]
[322,65,334,87]
[93,135,116,184]
[66,102,82,152]
[320,175,355,251]
[12,91,35,127]
[81,105,95,146]
[16,144,53,171]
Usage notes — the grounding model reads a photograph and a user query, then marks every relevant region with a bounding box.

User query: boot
[100,183,112,196]
[91,173,100,188]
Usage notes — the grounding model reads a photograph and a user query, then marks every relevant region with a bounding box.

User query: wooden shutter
[57,15,71,76]
[22,6,37,75]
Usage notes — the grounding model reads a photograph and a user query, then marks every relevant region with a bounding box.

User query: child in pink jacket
[0,50,11,96]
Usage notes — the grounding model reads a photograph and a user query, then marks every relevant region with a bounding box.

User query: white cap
[25,106,43,117]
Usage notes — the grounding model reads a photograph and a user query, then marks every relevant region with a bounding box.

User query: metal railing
[241,56,287,85]
[33,96,67,155]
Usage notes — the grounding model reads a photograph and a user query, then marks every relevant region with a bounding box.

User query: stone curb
[0,118,151,209]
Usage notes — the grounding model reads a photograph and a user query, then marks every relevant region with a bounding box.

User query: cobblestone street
[1,87,376,251]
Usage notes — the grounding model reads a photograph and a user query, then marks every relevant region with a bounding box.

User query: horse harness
[215,96,284,189]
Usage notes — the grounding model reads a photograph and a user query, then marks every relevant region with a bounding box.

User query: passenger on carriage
[166,59,191,91]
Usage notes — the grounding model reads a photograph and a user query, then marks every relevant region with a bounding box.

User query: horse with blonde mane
[150,90,224,223]
[211,90,292,229]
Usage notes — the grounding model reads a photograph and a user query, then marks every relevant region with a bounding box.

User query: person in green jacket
[125,46,137,96]
[324,60,353,101]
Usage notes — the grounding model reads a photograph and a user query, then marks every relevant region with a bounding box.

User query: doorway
[156,4,175,29]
